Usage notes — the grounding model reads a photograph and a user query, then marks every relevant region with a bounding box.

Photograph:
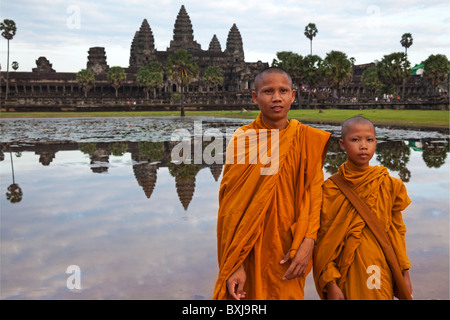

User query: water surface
[1,117,448,299]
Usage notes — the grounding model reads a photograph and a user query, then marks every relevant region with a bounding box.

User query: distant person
[213,67,331,300]
[313,116,413,300]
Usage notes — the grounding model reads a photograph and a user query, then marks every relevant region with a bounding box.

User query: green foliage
[302,54,324,89]
[272,51,304,85]
[166,49,199,116]
[422,54,449,89]
[361,67,383,95]
[1,19,17,100]
[109,142,128,156]
[76,69,95,98]
[400,33,413,55]
[304,23,318,41]
[137,62,164,99]
[6,183,23,203]
[107,66,126,98]
[78,142,97,155]
[0,19,16,40]
[107,66,126,85]
[167,49,199,86]
[203,66,224,89]
[304,23,318,55]
[138,141,165,160]
[323,50,353,96]
[376,52,411,95]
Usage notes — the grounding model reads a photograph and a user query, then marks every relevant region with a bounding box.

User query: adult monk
[213,67,331,300]
[313,116,413,300]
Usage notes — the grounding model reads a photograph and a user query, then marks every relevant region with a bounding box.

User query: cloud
[0,0,449,71]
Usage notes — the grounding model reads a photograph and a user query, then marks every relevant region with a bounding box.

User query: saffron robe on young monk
[213,114,331,300]
[313,161,411,300]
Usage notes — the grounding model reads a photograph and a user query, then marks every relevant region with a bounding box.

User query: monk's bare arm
[325,282,345,300]
[280,237,315,280]
[226,263,247,300]
[402,270,413,298]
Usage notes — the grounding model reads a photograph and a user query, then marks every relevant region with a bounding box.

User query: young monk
[313,116,413,300]
[213,67,331,300]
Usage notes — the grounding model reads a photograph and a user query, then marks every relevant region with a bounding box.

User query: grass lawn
[1,109,449,129]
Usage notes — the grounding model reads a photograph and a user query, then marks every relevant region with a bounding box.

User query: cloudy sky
[1,0,449,72]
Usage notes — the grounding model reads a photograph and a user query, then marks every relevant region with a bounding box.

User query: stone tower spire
[87,47,109,75]
[208,34,222,52]
[129,19,156,69]
[225,24,244,63]
[169,5,201,51]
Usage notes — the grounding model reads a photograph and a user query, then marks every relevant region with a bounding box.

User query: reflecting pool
[0,117,449,299]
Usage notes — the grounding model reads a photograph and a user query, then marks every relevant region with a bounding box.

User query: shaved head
[254,67,293,91]
[341,116,375,139]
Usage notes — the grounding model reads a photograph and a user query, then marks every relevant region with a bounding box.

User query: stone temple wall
[1,5,448,110]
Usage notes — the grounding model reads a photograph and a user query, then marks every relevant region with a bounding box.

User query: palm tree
[323,50,353,102]
[76,69,95,98]
[304,23,318,56]
[376,52,411,98]
[6,149,23,204]
[361,67,383,98]
[0,19,17,101]
[166,49,199,117]
[137,62,164,99]
[302,54,325,108]
[400,33,413,56]
[203,66,224,92]
[272,51,304,108]
[107,66,126,99]
[422,54,450,94]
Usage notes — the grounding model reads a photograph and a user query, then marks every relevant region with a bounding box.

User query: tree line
[76,49,222,116]
[2,18,449,114]
[273,25,449,108]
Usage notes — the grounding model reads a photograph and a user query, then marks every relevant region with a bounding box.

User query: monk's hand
[326,282,345,300]
[280,238,315,280]
[226,263,247,300]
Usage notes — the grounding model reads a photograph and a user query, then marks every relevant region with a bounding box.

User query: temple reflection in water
[1,136,448,208]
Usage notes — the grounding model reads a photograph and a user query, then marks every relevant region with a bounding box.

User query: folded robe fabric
[313,160,411,300]
[213,113,331,300]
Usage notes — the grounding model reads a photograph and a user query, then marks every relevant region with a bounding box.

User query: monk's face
[339,123,377,167]
[252,72,295,129]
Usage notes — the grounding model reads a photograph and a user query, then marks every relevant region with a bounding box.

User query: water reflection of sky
[0,118,449,300]
[1,151,222,299]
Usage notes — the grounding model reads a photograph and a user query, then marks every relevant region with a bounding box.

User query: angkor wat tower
[128,5,267,91]
[129,19,156,68]
[168,5,201,52]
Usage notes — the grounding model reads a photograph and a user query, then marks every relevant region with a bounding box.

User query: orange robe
[213,113,330,300]
[313,160,411,300]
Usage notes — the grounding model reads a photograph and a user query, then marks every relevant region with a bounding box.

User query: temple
[0,5,268,110]
[127,5,262,92]
[0,5,446,111]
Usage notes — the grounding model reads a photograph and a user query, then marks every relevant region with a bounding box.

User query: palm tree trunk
[297,83,302,109]
[180,85,185,117]
[6,39,10,100]
[333,88,338,107]
[307,90,311,109]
